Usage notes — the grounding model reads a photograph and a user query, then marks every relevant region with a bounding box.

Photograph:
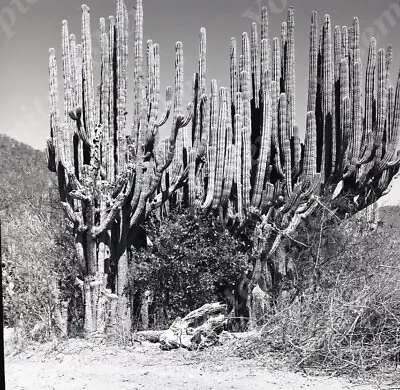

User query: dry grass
[230,219,400,384]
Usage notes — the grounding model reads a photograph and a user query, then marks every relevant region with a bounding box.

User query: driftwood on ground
[159,302,230,350]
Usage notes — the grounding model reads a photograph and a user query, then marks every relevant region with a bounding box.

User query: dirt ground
[4,334,398,390]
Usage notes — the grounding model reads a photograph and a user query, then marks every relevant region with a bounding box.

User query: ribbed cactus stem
[385,70,400,167]
[385,44,393,84]
[116,0,128,173]
[146,39,154,111]
[230,37,238,109]
[387,85,395,142]
[173,42,184,117]
[307,11,318,112]
[132,0,143,146]
[303,111,317,179]
[240,72,252,211]
[341,26,348,59]
[100,19,110,179]
[350,61,362,168]
[279,92,288,161]
[202,80,218,209]
[209,79,219,148]
[149,44,161,137]
[333,26,342,79]
[251,23,260,108]
[260,5,270,93]
[69,33,77,109]
[333,25,341,165]
[199,93,210,154]
[75,42,83,113]
[134,0,143,78]
[242,32,251,81]
[198,28,207,95]
[194,28,207,149]
[221,138,235,206]
[188,148,196,207]
[292,125,301,169]
[62,21,75,169]
[374,49,388,154]
[271,80,283,177]
[360,38,376,162]
[62,21,72,124]
[212,87,228,208]
[353,18,360,62]
[348,26,354,101]
[49,48,60,168]
[261,6,268,41]
[283,139,292,198]
[281,22,287,79]
[82,5,95,143]
[285,8,295,138]
[322,14,334,178]
[235,92,244,217]
[342,96,351,172]
[106,16,116,173]
[202,146,217,209]
[260,39,269,94]
[251,88,272,209]
[272,37,281,85]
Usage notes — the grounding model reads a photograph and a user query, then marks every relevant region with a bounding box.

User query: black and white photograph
[2,0,400,388]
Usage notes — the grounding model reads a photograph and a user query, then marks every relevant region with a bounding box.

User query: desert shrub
[1,199,83,345]
[128,210,249,329]
[252,208,400,376]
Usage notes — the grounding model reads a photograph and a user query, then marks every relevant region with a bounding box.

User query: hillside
[0,134,54,213]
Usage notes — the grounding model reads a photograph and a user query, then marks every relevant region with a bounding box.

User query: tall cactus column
[48,0,192,337]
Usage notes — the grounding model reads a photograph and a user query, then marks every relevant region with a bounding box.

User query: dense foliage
[129,211,249,329]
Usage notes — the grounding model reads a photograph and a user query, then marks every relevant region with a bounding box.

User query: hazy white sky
[1,0,400,204]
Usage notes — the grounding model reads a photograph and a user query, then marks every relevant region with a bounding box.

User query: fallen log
[133,330,164,343]
[160,302,229,350]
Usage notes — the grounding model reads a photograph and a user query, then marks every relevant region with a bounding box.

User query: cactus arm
[212,87,228,208]
[251,88,272,209]
[251,22,260,108]
[81,5,95,145]
[230,37,238,109]
[307,11,318,113]
[285,8,295,139]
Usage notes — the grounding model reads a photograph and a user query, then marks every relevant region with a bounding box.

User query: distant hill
[0,134,54,213]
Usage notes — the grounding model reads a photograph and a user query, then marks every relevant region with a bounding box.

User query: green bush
[128,211,249,329]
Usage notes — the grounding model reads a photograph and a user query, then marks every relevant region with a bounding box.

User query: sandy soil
[4,336,395,390]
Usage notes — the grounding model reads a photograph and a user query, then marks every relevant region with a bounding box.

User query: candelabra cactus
[165,7,400,306]
[172,6,400,222]
[48,0,400,334]
[47,0,191,336]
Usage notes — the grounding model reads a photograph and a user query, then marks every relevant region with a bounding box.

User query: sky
[1,0,400,205]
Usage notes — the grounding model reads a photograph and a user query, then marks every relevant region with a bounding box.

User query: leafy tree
[129,211,249,328]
